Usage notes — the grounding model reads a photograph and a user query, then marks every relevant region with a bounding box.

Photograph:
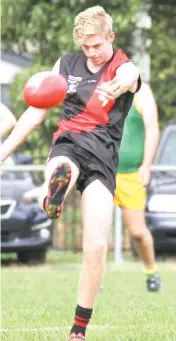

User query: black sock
[70,305,93,336]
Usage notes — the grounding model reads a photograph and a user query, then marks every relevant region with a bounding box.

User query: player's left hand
[108,76,129,96]
[96,78,128,106]
[138,164,151,188]
[95,81,115,106]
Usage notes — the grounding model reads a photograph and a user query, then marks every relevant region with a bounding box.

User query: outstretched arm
[0,58,62,165]
[0,103,17,137]
[0,107,47,165]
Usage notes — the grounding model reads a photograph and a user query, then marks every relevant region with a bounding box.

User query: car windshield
[1,156,32,181]
[159,130,176,165]
[153,129,176,184]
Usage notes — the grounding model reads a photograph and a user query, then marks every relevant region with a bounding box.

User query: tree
[149,3,176,124]
[2,0,143,64]
[3,0,144,159]
[3,1,175,130]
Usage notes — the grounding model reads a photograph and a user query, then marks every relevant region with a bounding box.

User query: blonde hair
[73,6,113,46]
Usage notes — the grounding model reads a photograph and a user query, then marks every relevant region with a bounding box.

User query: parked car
[145,124,176,254]
[0,153,52,264]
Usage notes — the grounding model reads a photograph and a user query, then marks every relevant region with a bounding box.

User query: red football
[23,71,68,108]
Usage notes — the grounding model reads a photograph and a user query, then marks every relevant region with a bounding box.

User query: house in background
[0,51,32,107]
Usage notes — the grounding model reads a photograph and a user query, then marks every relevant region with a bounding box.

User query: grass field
[1,251,176,341]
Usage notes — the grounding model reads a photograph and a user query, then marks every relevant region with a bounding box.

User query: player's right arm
[0,103,17,137]
[0,107,47,165]
[0,59,62,166]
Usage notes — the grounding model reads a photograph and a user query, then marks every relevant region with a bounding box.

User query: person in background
[114,82,162,292]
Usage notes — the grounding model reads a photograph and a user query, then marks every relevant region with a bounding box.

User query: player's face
[82,33,115,65]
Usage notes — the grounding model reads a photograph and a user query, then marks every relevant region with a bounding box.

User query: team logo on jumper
[67,75,82,94]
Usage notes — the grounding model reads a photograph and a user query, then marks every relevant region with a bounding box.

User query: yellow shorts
[114,172,146,210]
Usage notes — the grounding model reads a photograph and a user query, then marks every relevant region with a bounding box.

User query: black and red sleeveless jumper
[52,49,139,173]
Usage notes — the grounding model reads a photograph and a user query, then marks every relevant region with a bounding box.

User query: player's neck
[87,50,114,74]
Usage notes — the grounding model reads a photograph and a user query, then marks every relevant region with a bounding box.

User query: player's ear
[108,32,115,43]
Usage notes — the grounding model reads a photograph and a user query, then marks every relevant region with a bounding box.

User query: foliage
[2,0,144,64]
[3,0,145,158]
[149,3,176,124]
[2,0,175,157]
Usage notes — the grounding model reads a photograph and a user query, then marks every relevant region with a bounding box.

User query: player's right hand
[138,164,151,188]
[0,150,5,167]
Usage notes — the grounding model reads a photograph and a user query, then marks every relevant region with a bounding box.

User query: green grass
[1,252,176,341]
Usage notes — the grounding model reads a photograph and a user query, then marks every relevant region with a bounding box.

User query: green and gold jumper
[118,97,144,173]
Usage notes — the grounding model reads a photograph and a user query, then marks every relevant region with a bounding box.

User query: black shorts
[47,138,116,196]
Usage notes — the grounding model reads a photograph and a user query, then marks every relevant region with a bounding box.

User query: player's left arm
[138,83,160,186]
[114,62,140,94]
[96,62,140,105]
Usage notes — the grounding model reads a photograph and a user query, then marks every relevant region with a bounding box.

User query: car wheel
[17,250,47,265]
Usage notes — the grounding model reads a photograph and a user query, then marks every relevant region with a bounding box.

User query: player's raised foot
[44,162,71,219]
[68,333,85,340]
[146,274,163,292]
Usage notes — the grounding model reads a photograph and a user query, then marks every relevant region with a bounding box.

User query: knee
[83,242,107,267]
[129,226,149,241]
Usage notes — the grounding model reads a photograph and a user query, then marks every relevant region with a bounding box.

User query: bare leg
[38,156,80,210]
[79,180,114,308]
[123,227,131,251]
[122,208,156,270]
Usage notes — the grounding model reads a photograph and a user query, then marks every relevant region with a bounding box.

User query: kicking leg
[39,156,79,219]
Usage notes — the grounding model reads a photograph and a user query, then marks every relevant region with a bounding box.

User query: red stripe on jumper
[53,50,130,140]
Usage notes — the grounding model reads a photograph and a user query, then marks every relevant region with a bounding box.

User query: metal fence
[1,164,176,260]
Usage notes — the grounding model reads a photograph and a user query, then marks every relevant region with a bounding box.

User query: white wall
[0,60,22,84]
